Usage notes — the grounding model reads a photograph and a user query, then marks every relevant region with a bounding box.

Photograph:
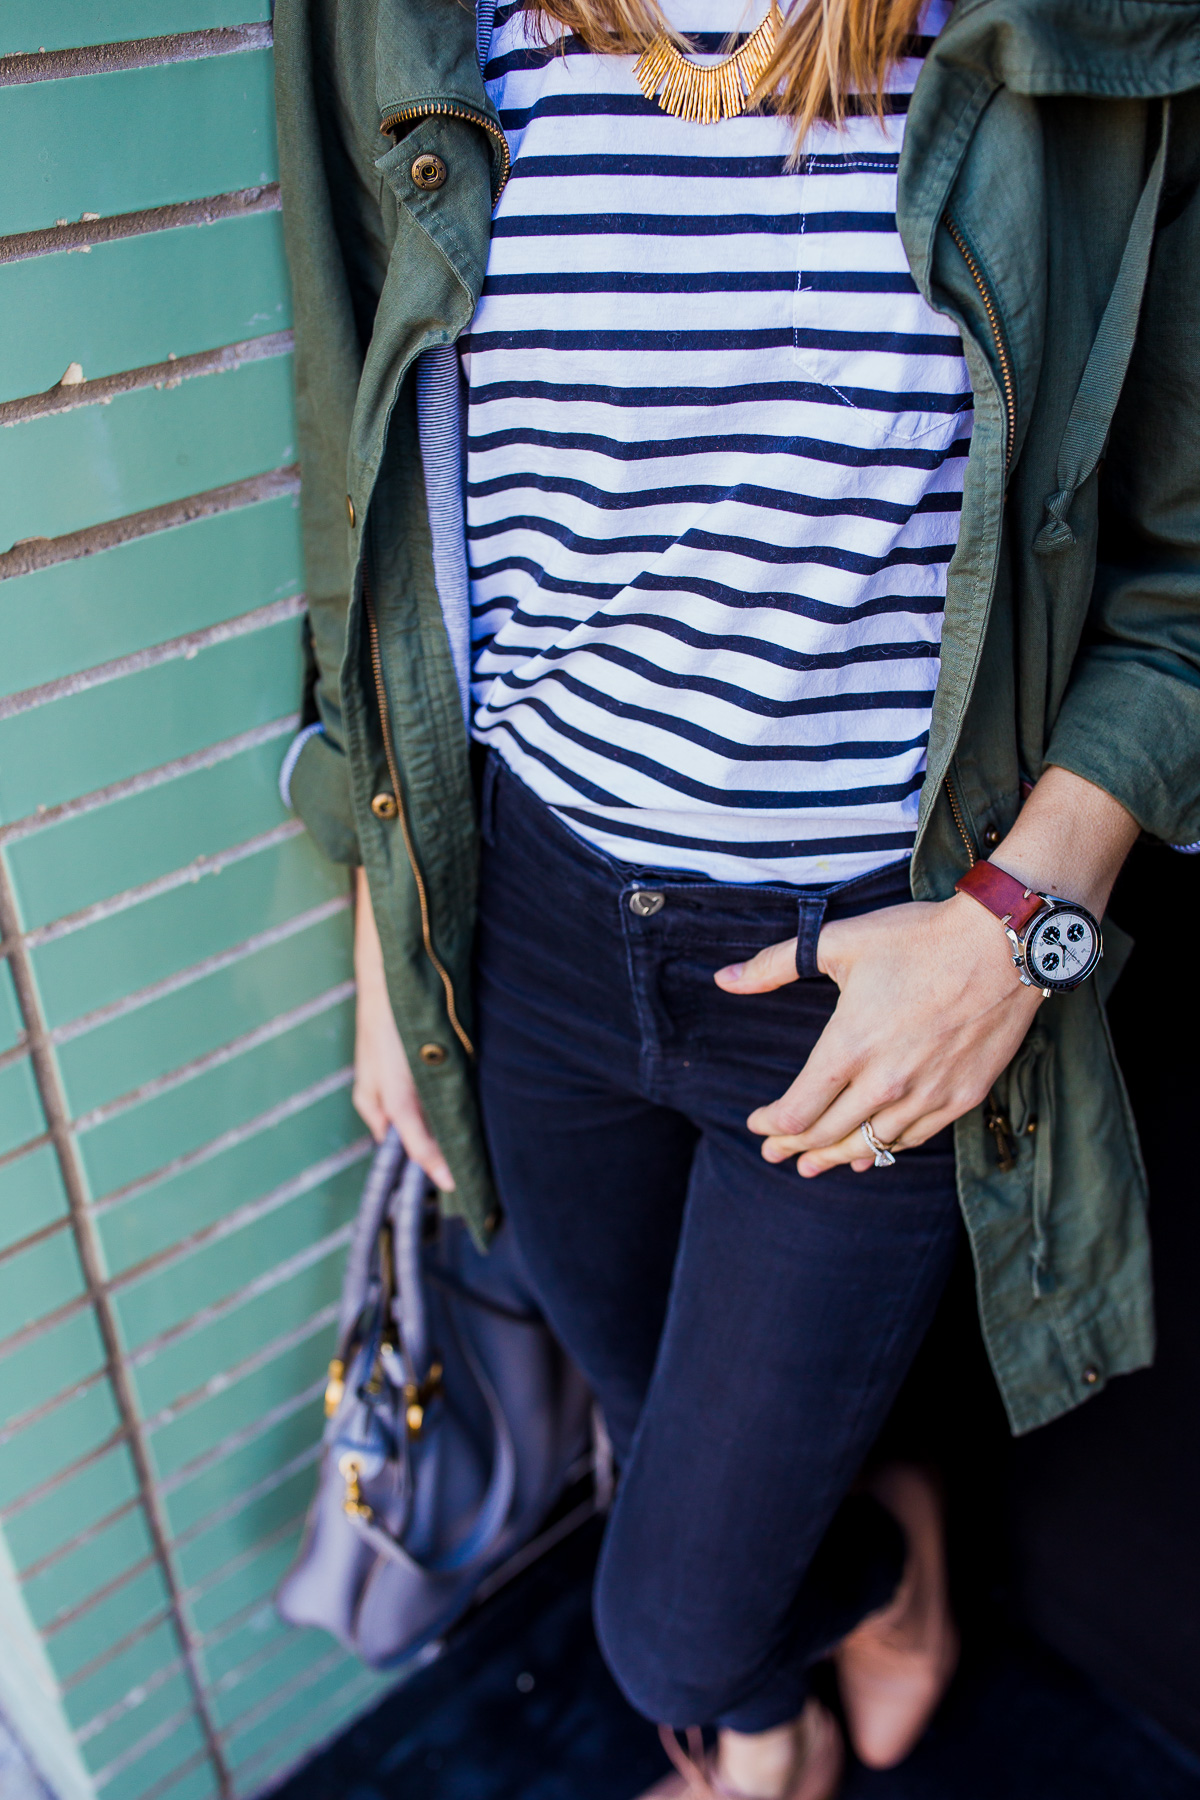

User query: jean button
[629,889,665,917]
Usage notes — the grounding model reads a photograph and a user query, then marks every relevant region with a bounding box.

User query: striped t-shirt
[464,0,972,885]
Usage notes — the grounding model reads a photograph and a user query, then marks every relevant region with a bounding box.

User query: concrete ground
[273,1519,1200,1800]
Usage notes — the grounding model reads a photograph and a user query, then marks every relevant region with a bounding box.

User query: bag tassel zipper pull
[338,1452,374,1520]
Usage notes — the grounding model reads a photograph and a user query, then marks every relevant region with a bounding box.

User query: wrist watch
[955,861,1103,995]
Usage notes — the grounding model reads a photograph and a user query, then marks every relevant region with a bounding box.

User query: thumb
[714,936,800,995]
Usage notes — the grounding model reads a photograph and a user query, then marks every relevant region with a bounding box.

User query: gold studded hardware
[634,8,779,124]
[371,792,399,820]
[346,494,356,527]
[338,1452,373,1519]
[411,153,447,190]
[404,1362,444,1437]
[324,1358,346,1418]
[419,1042,447,1066]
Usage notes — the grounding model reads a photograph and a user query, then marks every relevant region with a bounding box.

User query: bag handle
[1034,99,1170,554]
[336,1128,405,1346]
[343,1130,518,1576]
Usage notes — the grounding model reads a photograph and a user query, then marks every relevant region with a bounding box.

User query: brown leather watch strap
[955,861,1045,935]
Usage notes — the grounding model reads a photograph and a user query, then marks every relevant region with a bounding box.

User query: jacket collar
[945,0,1200,99]
[899,0,1200,303]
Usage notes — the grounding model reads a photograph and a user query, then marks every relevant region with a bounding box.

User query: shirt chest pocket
[792,187,972,450]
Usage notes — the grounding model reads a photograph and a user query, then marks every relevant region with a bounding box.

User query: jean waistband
[479,750,912,978]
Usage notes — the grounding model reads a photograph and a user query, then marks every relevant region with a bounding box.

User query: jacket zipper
[380,101,511,200]
[940,215,1014,870]
[943,213,1016,484]
[944,768,977,867]
[361,568,474,1058]
[984,1094,1017,1171]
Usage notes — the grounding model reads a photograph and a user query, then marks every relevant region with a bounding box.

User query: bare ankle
[717,1717,804,1799]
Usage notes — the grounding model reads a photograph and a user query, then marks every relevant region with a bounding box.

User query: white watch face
[1025,907,1100,989]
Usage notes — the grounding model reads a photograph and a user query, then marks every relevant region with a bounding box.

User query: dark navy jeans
[475,755,961,1732]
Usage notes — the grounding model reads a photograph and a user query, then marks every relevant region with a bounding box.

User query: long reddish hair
[524,0,925,145]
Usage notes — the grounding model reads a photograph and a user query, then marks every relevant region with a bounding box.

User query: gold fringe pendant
[633,6,779,125]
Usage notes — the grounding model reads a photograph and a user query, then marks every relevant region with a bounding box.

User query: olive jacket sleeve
[273,0,396,866]
[1046,104,1200,849]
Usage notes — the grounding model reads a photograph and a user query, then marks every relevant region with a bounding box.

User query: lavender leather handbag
[276,1130,594,1667]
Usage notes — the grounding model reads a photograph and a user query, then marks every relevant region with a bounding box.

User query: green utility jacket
[273,0,1200,1433]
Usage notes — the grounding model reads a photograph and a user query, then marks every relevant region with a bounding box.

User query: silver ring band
[860,1121,897,1168]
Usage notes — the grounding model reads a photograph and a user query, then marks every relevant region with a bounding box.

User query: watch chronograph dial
[1025,907,1101,990]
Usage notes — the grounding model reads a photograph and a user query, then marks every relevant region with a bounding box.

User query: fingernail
[716,963,743,983]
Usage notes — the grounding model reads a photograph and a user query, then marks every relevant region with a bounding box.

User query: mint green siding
[0,16,400,1799]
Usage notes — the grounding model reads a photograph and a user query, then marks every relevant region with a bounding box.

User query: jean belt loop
[795,896,829,980]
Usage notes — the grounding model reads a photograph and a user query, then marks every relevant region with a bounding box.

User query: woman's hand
[715,766,1140,1178]
[352,866,455,1190]
[716,893,1040,1175]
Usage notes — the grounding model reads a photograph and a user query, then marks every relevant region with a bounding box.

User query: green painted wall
[0,13,401,1798]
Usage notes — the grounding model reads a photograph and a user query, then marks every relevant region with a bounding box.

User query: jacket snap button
[420,1042,448,1066]
[346,494,356,527]
[411,153,447,191]
[984,826,1000,847]
[1082,1363,1100,1386]
[628,889,665,917]
[371,792,398,820]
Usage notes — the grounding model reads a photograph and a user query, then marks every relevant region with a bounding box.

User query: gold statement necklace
[632,6,780,125]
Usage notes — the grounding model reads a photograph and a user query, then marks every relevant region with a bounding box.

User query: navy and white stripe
[465,0,971,883]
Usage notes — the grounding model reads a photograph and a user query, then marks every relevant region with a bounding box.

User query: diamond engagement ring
[860,1121,897,1168]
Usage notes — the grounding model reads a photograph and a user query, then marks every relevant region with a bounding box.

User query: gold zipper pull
[984,1097,1017,1172]
[338,1453,373,1520]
